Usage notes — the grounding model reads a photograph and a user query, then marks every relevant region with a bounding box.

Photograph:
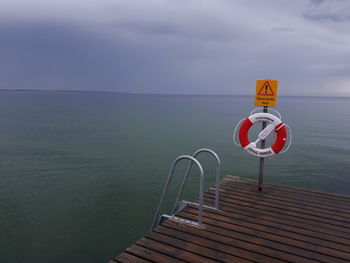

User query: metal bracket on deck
[160,214,202,227]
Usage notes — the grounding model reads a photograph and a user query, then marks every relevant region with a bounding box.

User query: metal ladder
[151,149,221,230]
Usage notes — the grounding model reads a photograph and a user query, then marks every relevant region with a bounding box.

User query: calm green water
[1,91,350,262]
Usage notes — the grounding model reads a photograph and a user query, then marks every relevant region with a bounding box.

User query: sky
[0,0,349,96]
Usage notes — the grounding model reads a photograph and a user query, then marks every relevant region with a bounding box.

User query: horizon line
[0,88,349,99]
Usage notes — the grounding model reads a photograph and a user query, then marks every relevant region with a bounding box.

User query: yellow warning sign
[255,80,278,107]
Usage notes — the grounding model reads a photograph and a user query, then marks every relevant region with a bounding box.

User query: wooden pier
[111,175,350,263]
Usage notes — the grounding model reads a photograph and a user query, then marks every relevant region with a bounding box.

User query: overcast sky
[0,0,349,96]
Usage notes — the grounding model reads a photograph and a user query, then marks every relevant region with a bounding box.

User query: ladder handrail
[171,148,221,214]
[151,155,204,230]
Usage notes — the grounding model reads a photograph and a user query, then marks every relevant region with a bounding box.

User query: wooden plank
[212,187,350,222]
[204,192,350,232]
[217,184,350,215]
[223,175,350,202]
[203,195,350,247]
[220,179,350,210]
[137,237,219,263]
[125,244,186,263]
[155,223,284,263]
[112,175,350,263]
[145,231,250,263]
[215,185,350,224]
[114,252,152,263]
[203,194,350,239]
[161,220,297,263]
[195,202,350,251]
[177,208,350,263]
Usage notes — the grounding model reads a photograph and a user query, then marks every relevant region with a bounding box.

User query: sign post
[255,80,278,191]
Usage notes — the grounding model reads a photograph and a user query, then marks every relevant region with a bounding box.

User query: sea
[1,91,350,262]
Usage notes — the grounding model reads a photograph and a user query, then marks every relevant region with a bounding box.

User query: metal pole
[258,106,268,191]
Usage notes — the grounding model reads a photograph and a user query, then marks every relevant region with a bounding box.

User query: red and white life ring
[239,112,287,158]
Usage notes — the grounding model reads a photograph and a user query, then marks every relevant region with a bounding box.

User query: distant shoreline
[0,89,348,99]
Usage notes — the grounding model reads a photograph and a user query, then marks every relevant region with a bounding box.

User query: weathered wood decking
[112,175,350,263]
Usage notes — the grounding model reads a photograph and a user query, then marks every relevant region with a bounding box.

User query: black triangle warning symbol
[258,81,275,96]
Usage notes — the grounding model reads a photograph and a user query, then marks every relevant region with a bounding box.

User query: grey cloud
[111,19,236,43]
[0,1,349,96]
[116,21,180,36]
[0,19,346,96]
[310,0,326,4]
[271,27,294,33]
[0,21,213,93]
[0,22,120,90]
[304,0,350,22]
